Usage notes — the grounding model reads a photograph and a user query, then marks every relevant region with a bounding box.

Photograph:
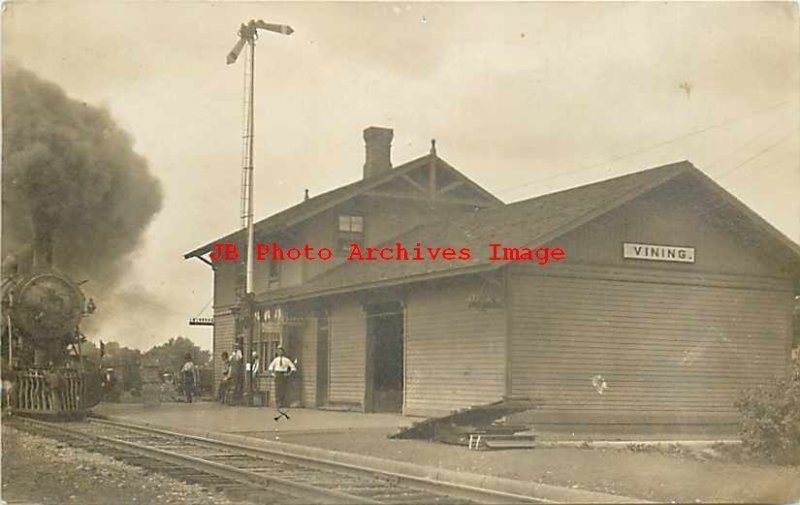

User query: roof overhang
[184,153,501,260]
[253,160,800,304]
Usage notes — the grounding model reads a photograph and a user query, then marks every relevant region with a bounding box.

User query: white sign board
[623,242,695,263]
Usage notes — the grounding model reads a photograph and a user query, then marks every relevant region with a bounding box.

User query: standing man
[230,344,244,403]
[248,350,260,402]
[217,351,231,404]
[249,350,260,381]
[181,353,198,403]
[267,346,296,420]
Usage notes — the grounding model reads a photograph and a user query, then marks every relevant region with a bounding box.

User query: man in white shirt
[267,346,296,420]
[231,346,243,361]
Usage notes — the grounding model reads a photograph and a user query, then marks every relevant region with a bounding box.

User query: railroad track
[10,417,543,504]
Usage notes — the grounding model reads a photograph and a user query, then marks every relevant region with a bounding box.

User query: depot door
[316,313,330,406]
[365,302,404,413]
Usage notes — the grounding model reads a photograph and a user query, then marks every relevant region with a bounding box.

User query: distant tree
[78,340,143,397]
[105,342,140,361]
[143,336,210,375]
[78,340,140,364]
[79,340,102,362]
[80,340,141,364]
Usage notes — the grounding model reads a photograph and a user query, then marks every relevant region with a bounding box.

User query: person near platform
[217,351,231,403]
[248,350,260,389]
[230,344,244,402]
[181,353,198,403]
[246,350,261,404]
[267,346,296,420]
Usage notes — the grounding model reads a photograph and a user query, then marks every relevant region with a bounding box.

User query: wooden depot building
[185,126,800,431]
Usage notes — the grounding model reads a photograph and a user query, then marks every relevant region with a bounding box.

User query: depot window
[338,215,363,251]
[258,332,281,373]
[268,260,281,285]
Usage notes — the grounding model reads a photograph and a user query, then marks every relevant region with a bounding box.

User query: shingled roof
[184,153,502,259]
[256,159,800,304]
[256,160,706,304]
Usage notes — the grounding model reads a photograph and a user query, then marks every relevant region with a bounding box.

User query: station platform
[94,402,413,439]
[90,402,800,504]
[93,401,642,503]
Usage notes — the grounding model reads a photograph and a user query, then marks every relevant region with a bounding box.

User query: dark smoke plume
[2,64,163,291]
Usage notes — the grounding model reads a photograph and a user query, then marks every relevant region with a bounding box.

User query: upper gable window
[338,215,364,251]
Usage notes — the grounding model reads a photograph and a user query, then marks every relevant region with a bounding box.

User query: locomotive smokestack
[32,226,54,271]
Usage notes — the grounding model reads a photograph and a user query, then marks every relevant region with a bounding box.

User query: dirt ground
[1,424,252,505]
[273,428,800,503]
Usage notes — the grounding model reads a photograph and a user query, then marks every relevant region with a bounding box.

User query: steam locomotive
[1,254,102,419]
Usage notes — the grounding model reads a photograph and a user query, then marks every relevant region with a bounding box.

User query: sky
[3,1,799,351]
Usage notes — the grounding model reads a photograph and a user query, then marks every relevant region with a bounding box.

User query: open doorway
[366,301,404,413]
[315,311,329,407]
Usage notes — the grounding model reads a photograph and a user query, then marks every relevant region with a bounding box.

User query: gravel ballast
[1,423,251,505]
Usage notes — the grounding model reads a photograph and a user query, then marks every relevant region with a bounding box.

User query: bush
[735,357,800,464]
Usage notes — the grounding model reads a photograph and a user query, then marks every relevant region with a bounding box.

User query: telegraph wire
[688,130,798,222]
[193,297,214,319]
[715,131,797,181]
[499,101,798,232]
[495,98,798,198]
[652,122,797,220]
[703,112,789,173]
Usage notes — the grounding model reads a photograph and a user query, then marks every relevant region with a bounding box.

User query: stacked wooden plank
[391,397,541,449]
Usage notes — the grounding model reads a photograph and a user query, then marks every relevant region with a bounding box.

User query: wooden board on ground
[390,397,541,449]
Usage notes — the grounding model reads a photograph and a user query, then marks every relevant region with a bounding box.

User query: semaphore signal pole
[227,19,294,296]
[227,19,293,405]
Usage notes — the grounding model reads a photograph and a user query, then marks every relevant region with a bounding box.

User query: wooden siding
[254,239,303,292]
[213,261,239,310]
[405,279,506,417]
[259,195,488,287]
[329,298,366,405]
[361,197,475,252]
[510,273,793,424]
[557,175,785,277]
[212,312,236,392]
[298,317,318,407]
[300,210,337,282]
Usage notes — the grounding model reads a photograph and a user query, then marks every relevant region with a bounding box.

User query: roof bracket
[195,255,214,268]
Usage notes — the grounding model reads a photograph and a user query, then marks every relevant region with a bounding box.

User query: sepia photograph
[1,1,799,504]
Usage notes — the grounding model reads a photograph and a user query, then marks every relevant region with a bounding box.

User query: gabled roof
[184,153,503,259]
[257,160,800,304]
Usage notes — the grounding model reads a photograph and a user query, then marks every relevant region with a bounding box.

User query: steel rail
[13,417,379,505]
[88,417,544,504]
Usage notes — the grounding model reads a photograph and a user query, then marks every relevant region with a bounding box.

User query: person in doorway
[267,346,296,420]
[217,351,231,403]
[181,353,198,403]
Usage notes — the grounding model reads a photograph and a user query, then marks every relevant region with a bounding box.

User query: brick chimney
[363,126,393,179]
